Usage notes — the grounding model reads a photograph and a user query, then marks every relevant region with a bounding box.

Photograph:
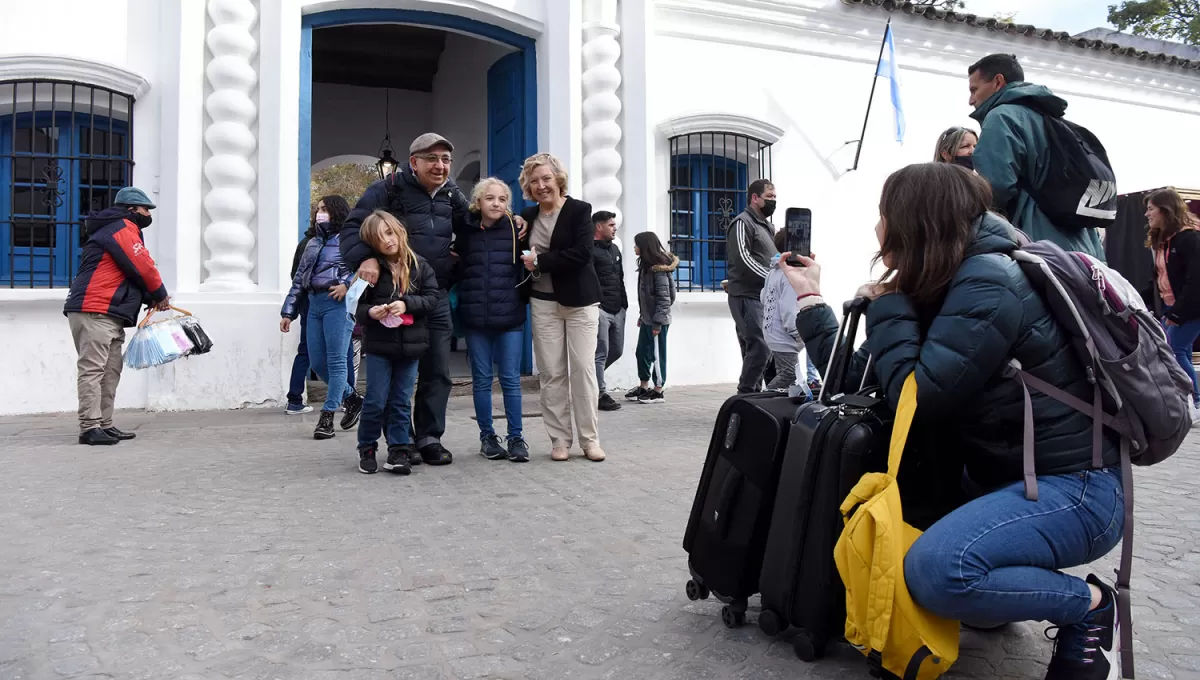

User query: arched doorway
[298,7,538,374]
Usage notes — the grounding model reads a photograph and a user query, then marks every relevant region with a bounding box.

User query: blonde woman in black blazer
[518,153,606,462]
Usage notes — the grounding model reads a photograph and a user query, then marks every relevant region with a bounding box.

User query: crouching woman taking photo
[783,163,1125,680]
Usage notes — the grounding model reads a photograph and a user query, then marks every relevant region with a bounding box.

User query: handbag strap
[887,373,918,478]
[138,305,193,329]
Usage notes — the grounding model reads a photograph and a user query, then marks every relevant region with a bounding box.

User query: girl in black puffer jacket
[354,210,441,476]
[783,164,1124,680]
[453,178,531,462]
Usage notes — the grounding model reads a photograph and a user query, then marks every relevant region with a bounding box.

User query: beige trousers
[68,312,126,433]
[530,298,601,450]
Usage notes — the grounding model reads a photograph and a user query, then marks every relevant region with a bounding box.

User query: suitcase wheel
[684,579,710,601]
[720,606,746,628]
[792,630,825,662]
[758,608,784,637]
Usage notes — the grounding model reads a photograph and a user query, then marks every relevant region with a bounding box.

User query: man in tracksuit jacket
[725,179,778,393]
[63,187,170,446]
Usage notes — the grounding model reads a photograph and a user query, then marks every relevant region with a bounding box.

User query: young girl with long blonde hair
[354,210,442,475]
[455,177,531,462]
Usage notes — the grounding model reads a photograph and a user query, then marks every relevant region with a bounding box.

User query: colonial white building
[2,0,1199,415]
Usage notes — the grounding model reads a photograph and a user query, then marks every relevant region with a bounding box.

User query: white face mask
[315,211,330,224]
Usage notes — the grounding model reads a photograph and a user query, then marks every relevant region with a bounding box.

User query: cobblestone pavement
[2,386,1199,680]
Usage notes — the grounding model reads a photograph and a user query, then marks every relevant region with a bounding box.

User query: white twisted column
[582,0,623,246]
[201,0,259,291]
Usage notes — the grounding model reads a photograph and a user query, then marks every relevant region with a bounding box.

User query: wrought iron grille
[668,132,773,292]
[0,79,135,288]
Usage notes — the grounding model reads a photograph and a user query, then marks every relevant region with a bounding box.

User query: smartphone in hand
[784,207,811,266]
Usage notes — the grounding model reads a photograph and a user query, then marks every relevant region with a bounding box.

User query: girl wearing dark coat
[454,177,530,462]
[783,164,1124,680]
[628,231,677,404]
[1147,187,1200,417]
[354,210,441,476]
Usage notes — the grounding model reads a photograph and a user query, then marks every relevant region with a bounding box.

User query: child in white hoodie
[760,229,820,397]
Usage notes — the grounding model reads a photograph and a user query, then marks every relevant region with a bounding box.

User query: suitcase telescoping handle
[818,296,871,404]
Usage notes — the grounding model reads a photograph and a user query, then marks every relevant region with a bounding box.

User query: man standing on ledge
[64,187,170,446]
[725,179,777,393]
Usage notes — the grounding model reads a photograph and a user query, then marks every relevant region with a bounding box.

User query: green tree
[309,163,378,211]
[1108,0,1200,46]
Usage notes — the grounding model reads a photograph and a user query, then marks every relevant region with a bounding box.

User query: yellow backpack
[834,374,960,680]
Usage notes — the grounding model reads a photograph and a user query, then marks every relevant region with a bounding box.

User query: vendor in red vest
[63,187,170,446]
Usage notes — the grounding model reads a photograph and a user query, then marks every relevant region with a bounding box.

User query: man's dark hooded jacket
[63,207,169,327]
[340,167,470,290]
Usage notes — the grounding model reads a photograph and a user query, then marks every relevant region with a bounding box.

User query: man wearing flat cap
[340,133,527,468]
[63,187,170,446]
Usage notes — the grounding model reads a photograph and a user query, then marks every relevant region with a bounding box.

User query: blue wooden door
[487,50,534,374]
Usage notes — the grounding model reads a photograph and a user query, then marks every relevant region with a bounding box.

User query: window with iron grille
[0,80,135,288]
[668,132,772,292]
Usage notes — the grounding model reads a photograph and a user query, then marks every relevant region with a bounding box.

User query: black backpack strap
[1117,438,1135,679]
[902,646,935,680]
[1009,360,1137,679]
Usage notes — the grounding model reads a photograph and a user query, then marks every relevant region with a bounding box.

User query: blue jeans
[358,353,419,450]
[1163,306,1200,405]
[305,291,355,412]
[465,328,524,441]
[904,467,1124,627]
[287,297,357,404]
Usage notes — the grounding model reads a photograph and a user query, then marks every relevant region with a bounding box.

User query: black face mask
[761,199,777,218]
[952,155,974,171]
[131,212,153,229]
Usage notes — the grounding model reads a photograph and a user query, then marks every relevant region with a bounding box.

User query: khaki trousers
[530,298,601,450]
[68,312,126,433]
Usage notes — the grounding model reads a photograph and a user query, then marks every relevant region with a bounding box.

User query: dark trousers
[414,295,453,449]
[728,295,769,393]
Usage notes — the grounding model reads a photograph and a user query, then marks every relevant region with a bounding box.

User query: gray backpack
[1006,238,1193,679]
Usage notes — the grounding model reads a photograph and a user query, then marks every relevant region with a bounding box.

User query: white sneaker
[1190,404,1200,427]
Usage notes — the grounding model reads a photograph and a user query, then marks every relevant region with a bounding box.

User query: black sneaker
[314,410,336,440]
[598,393,622,411]
[340,393,364,430]
[419,443,454,466]
[383,445,413,475]
[625,386,646,402]
[79,428,119,446]
[638,388,665,404]
[480,435,509,460]
[507,438,530,463]
[358,445,378,474]
[1044,574,1119,680]
[407,448,423,467]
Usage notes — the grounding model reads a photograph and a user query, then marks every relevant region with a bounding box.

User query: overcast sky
[958,0,1115,34]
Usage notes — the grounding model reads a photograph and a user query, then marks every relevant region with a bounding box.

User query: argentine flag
[876,23,905,144]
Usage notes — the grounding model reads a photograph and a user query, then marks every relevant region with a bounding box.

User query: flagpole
[851,16,893,172]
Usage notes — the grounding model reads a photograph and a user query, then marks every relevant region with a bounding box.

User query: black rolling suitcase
[757,298,891,661]
[682,390,806,627]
